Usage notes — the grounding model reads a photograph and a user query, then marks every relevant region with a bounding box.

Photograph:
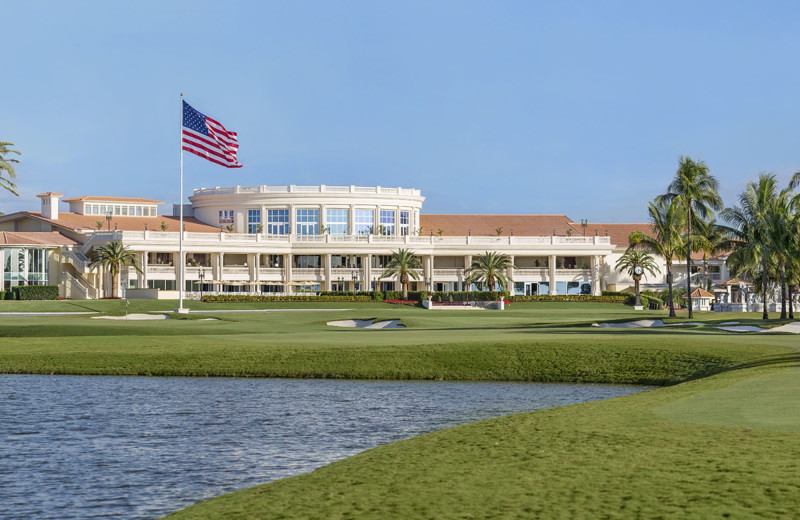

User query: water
[0,375,644,519]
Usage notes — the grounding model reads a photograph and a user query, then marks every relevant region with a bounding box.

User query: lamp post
[352,270,358,300]
[199,268,205,300]
[106,211,113,231]
[580,219,588,236]
[373,276,378,292]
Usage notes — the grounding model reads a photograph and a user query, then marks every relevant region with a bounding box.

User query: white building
[0,185,732,299]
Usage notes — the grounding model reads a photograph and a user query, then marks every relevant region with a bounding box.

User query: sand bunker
[593,319,702,328]
[716,325,765,333]
[327,319,405,329]
[92,314,169,320]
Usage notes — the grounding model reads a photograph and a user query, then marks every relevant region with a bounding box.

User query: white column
[324,253,332,291]
[289,205,296,236]
[175,251,184,292]
[320,204,327,233]
[349,205,355,236]
[394,208,401,236]
[255,253,261,283]
[139,252,147,288]
[591,255,600,296]
[428,255,435,292]
[507,255,515,295]
[286,253,293,294]
[549,254,557,295]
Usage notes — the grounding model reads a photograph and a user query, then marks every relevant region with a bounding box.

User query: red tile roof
[690,288,715,298]
[6,212,222,233]
[36,192,64,197]
[420,214,577,238]
[0,231,78,246]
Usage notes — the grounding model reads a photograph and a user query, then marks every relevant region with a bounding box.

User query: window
[293,255,321,268]
[99,205,106,215]
[147,279,176,290]
[267,254,283,268]
[331,255,361,268]
[152,253,173,265]
[400,211,410,236]
[267,209,289,235]
[121,206,128,216]
[295,209,319,235]
[372,255,393,268]
[248,209,261,234]
[219,210,234,224]
[354,209,374,235]
[325,209,348,235]
[380,210,395,235]
[151,206,158,216]
[136,206,142,216]
[114,205,121,216]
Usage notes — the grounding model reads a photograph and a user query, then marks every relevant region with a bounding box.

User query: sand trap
[328,319,405,329]
[198,318,219,321]
[764,322,800,334]
[593,319,702,328]
[720,321,740,325]
[716,325,765,333]
[92,314,169,320]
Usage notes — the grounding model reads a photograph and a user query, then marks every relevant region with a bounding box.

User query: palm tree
[381,249,422,300]
[659,156,722,318]
[720,174,779,320]
[692,217,732,291]
[766,188,794,319]
[615,249,660,307]
[89,241,141,298]
[464,251,515,300]
[629,198,686,317]
[0,142,21,196]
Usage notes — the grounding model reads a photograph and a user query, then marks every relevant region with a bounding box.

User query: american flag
[181,100,242,168]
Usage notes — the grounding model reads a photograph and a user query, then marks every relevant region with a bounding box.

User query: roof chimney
[37,192,64,220]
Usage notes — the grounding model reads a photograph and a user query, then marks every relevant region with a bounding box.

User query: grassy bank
[0,301,793,385]
[165,360,800,519]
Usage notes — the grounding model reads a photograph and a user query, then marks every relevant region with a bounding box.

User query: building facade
[0,185,732,299]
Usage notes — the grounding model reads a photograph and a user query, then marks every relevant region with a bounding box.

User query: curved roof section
[63,195,164,203]
[0,231,78,246]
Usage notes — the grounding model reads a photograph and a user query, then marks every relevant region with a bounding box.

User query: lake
[0,375,645,519]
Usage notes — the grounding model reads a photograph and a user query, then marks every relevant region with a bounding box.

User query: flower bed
[383,299,420,306]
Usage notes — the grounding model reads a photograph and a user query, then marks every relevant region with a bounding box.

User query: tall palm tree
[629,198,686,317]
[381,249,422,300]
[89,241,141,298]
[720,174,779,320]
[765,188,794,319]
[659,156,722,318]
[692,217,732,291]
[464,251,515,300]
[615,249,660,307]
[0,142,21,196]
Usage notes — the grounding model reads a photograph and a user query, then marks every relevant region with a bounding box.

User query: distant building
[0,185,731,298]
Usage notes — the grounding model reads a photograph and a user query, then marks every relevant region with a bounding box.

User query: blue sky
[3,1,799,222]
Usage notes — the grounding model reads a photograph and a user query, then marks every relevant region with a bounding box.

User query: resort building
[0,185,733,299]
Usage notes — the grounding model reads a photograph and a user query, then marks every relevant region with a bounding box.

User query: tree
[629,198,686,317]
[659,156,722,318]
[692,217,732,291]
[464,251,515,300]
[89,242,141,298]
[615,249,660,307]
[381,249,422,300]
[0,142,21,196]
[720,174,779,320]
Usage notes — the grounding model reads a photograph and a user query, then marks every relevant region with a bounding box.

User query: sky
[3,1,799,223]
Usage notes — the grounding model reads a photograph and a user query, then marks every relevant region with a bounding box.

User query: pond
[0,375,645,519]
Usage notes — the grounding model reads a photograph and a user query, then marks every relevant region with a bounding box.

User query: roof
[690,288,715,298]
[36,192,64,197]
[0,231,78,246]
[420,214,578,238]
[576,223,653,249]
[6,211,222,233]
[62,195,164,204]
[724,277,753,286]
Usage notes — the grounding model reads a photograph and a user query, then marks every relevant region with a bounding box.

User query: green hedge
[319,291,383,301]
[203,294,375,303]
[508,295,627,303]
[13,285,59,300]
[602,290,632,297]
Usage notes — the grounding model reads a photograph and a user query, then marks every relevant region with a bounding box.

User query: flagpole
[178,92,185,312]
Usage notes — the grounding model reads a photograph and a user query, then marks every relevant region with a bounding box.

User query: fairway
[2,300,799,519]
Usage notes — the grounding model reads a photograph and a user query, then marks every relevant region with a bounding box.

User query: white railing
[192,185,422,197]
[62,271,97,299]
[147,265,174,274]
[223,267,249,275]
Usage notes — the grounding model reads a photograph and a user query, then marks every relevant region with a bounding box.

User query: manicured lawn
[2,300,798,518]
[165,361,800,519]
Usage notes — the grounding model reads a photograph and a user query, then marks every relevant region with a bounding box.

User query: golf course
[1,299,798,518]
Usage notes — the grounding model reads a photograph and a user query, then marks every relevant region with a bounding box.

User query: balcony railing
[192,185,422,197]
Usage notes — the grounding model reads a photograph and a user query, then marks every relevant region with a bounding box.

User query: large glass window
[267,209,289,235]
[380,210,395,235]
[293,255,321,268]
[295,209,319,235]
[325,209,348,235]
[219,210,234,224]
[354,209,374,235]
[248,209,261,234]
[400,211,410,236]
[3,248,49,289]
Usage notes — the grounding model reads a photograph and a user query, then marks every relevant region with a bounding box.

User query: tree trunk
[111,268,119,299]
[667,264,676,318]
[634,275,641,307]
[401,272,408,300]
[686,205,693,319]
[780,264,787,320]
[703,254,709,291]
[789,284,795,320]
[762,262,769,321]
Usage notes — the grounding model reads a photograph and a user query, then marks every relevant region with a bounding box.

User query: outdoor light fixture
[106,211,113,231]
[199,268,206,300]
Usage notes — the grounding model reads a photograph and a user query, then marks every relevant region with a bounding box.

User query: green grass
[165,361,800,519]
[0,301,793,385]
[2,300,799,518]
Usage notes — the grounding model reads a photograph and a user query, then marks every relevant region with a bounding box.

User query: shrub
[508,295,627,303]
[202,295,375,303]
[14,285,59,300]
[0,291,5,300]
[602,290,632,297]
